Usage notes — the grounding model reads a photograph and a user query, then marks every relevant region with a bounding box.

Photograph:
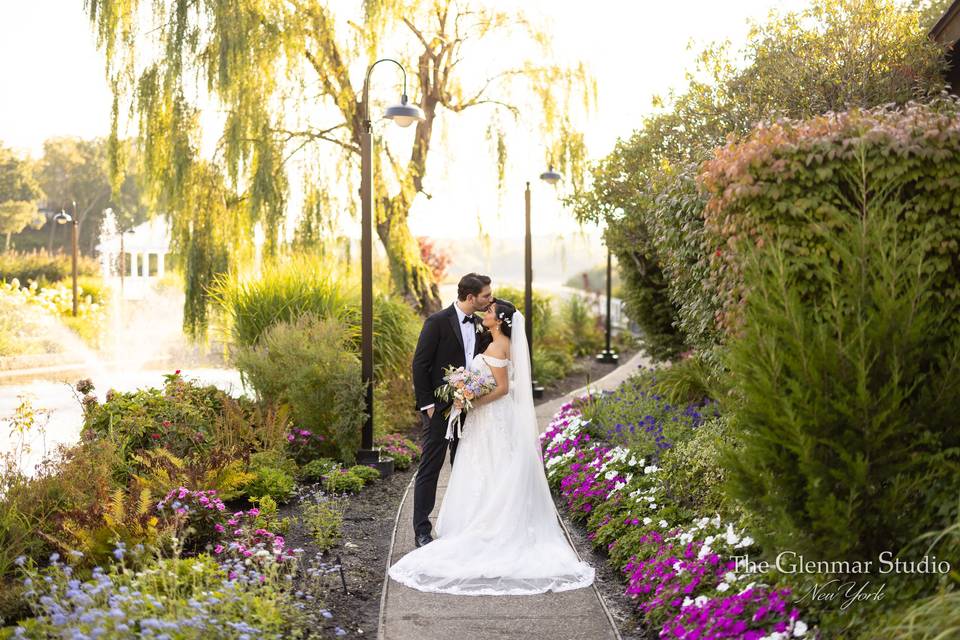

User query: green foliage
[322,469,365,495]
[297,458,341,483]
[375,434,420,471]
[243,452,296,504]
[701,98,960,340]
[0,145,42,250]
[386,452,412,471]
[249,495,294,535]
[232,314,367,464]
[493,284,579,384]
[7,546,300,638]
[0,251,100,286]
[658,417,732,518]
[347,465,381,484]
[569,0,947,363]
[302,497,345,552]
[561,294,603,357]
[88,0,593,319]
[720,180,960,566]
[243,466,295,505]
[651,353,716,406]
[214,256,421,436]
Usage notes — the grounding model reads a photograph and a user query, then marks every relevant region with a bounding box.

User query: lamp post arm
[362,58,410,126]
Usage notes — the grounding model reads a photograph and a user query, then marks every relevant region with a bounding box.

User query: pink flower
[214,544,224,554]
[247,508,260,517]
[242,549,253,557]
[287,434,295,442]
[214,524,225,533]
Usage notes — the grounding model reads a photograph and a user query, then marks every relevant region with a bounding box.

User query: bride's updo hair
[492,298,517,338]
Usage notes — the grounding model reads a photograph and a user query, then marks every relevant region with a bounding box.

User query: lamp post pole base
[356,448,395,479]
[532,380,545,398]
[596,350,619,364]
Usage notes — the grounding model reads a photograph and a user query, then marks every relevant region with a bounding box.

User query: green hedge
[700,96,960,338]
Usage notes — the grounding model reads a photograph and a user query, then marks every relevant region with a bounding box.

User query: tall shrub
[700,97,960,339]
[721,161,960,564]
[233,314,367,463]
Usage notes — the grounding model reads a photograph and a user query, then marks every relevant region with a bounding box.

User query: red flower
[715,249,722,256]
[151,433,161,439]
[174,369,181,375]
[162,420,172,427]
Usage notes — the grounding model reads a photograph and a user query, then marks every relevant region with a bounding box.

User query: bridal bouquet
[434,365,495,440]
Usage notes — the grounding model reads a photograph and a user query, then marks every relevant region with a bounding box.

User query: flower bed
[542,393,811,640]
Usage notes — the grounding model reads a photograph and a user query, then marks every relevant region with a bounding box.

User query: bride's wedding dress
[388,310,595,595]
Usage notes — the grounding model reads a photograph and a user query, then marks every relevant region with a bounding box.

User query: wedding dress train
[388,311,595,595]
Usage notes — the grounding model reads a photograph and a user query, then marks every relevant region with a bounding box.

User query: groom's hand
[426,407,435,419]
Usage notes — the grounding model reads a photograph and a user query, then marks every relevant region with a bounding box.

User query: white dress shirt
[421,301,475,412]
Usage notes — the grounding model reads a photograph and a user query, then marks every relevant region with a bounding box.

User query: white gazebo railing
[95,212,170,300]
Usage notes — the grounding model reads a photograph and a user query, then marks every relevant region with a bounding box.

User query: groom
[410,272,494,547]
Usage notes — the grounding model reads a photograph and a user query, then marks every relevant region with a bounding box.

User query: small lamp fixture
[540,165,562,185]
[385,94,425,128]
[54,210,72,224]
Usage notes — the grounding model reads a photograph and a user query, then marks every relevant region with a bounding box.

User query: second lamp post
[524,165,561,399]
[53,201,79,317]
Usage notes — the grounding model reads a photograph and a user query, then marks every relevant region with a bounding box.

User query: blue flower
[14,555,26,567]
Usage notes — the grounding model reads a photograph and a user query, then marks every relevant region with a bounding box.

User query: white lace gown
[388,352,595,595]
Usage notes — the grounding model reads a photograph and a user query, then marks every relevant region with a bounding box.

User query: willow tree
[86,0,593,328]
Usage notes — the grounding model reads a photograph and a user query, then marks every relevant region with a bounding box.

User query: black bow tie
[461,314,475,324]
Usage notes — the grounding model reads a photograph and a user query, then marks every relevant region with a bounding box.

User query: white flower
[725,523,740,546]
[793,620,808,637]
[716,582,730,592]
[659,519,668,528]
[682,596,693,607]
[649,503,658,509]
[643,517,652,525]
[693,595,709,607]
[604,469,618,480]
[643,465,659,474]
[737,536,755,548]
[724,571,737,583]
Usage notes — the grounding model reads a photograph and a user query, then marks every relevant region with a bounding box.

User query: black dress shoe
[415,533,434,548]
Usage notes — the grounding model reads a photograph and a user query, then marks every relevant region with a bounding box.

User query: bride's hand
[453,398,464,411]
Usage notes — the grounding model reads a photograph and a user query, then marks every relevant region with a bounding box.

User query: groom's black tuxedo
[411,302,492,537]
[412,303,490,411]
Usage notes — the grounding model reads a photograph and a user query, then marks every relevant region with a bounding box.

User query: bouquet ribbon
[445,406,463,440]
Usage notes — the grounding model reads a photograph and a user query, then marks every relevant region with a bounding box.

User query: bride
[388,298,595,595]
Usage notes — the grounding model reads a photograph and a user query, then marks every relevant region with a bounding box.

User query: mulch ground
[279,465,416,638]
[537,348,637,405]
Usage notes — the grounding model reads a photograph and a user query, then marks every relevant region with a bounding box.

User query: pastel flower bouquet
[434,365,496,440]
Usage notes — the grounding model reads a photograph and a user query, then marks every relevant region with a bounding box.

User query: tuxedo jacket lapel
[447,303,465,355]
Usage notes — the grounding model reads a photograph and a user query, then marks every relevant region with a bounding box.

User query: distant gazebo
[931,0,960,93]
[95,215,170,299]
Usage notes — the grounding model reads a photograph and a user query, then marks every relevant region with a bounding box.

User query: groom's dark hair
[457,273,491,301]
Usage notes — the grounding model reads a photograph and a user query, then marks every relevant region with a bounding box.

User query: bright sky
[0,0,811,240]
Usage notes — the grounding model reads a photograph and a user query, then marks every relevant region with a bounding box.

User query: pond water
[0,368,250,475]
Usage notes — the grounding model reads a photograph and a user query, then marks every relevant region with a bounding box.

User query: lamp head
[539,165,562,185]
[385,94,425,128]
[54,210,72,225]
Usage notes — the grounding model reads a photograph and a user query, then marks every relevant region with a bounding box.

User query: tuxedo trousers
[412,407,462,537]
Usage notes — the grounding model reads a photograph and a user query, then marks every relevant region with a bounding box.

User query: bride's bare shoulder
[484,339,510,360]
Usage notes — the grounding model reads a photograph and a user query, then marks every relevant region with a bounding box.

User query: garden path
[377,350,651,640]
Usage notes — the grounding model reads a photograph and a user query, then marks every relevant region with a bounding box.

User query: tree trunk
[376,197,441,316]
[4,231,10,252]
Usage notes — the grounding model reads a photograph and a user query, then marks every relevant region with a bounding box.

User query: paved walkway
[377,351,651,640]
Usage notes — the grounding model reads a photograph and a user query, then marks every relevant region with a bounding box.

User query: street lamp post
[596,247,619,364]
[357,58,425,475]
[54,201,79,317]
[524,166,561,399]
